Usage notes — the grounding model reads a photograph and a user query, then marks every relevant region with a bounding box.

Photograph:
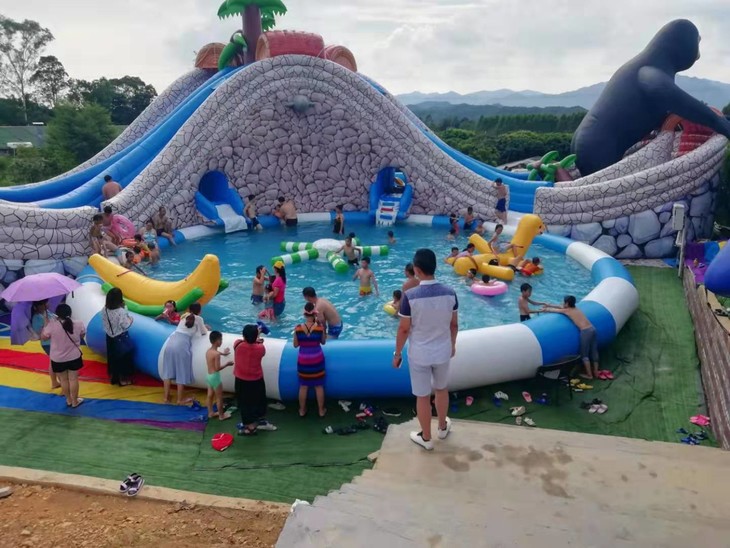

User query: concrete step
[278,418,730,547]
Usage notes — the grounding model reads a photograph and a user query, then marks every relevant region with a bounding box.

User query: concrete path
[277,419,730,547]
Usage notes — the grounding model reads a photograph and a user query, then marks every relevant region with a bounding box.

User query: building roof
[0,126,47,149]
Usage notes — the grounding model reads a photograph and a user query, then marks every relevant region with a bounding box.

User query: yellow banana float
[452,214,546,280]
[88,253,222,306]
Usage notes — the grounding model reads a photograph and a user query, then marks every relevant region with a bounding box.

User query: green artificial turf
[0,266,713,503]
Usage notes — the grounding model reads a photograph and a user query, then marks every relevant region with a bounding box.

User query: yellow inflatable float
[452,214,546,280]
[88,253,222,306]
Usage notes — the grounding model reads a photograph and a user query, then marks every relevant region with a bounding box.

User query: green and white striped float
[280,242,314,252]
[271,248,320,266]
[358,245,389,257]
[326,251,349,274]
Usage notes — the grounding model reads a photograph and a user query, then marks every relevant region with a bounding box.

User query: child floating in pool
[518,257,543,276]
[259,278,276,321]
[133,234,159,264]
[156,300,181,325]
[387,230,396,245]
[456,243,476,258]
[474,274,497,287]
[445,247,459,263]
[446,228,457,241]
[465,268,477,285]
[205,331,233,421]
[391,289,402,312]
[518,283,547,322]
[293,303,327,418]
[353,257,379,296]
[542,296,598,379]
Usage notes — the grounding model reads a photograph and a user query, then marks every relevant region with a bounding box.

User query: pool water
[151,223,594,339]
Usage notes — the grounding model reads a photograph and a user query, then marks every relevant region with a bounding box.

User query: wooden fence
[684,269,730,449]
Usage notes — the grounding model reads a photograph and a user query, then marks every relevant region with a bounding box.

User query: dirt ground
[0,483,287,548]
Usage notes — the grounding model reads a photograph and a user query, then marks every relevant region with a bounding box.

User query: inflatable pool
[67,225,638,399]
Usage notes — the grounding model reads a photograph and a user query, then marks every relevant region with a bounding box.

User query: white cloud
[1,0,728,97]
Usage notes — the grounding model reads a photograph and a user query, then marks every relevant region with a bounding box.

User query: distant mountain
[398,76,730,110]
[407,103,586,123]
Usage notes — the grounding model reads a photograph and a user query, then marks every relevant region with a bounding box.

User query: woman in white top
[162,302,207,404]
[102,287,135,386]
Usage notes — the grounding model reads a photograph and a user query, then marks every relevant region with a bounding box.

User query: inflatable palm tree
[217,0,288,65]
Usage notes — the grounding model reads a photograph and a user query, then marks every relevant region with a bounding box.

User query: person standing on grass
[293,303,327,417]
[41,304,86,408]
[102,288,135,386]
[394,248,458,451]
[205,331,233,421]
[234,324,277,435]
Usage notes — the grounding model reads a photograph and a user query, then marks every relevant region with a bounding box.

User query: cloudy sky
[2,0,729,95]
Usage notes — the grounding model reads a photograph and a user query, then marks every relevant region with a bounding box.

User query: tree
[0,17,54,124]
[68,76,157,125]
[217,0,288,64]
[4,146,74,184]
[46,103,116,165]
[30,55,69,107]
[0,97,51,125]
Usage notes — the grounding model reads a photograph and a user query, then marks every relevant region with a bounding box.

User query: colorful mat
[0,339,209,431]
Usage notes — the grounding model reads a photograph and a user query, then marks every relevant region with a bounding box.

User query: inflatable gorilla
[572,19,730,175]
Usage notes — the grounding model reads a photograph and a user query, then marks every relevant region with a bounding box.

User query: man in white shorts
[393,248,459,450]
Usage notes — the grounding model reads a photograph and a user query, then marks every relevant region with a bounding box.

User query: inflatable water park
[1,10,729,403]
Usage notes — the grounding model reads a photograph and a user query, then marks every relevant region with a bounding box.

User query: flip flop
[515,416,523,426]
[522,392,532,403]
[510,406,526,417]
[589,404,599,414]
[602,371,614,380]
[576,383,593,390]
[322,426,334,435]
[466,396,474,406]
[268,401,286,411]
[494,391,509,400]
[382,407,402,417]
[338,400,351,412]
[523,417,536,427]
[335,426,358,436]
[492,396,502,408]
[535,393,549,405]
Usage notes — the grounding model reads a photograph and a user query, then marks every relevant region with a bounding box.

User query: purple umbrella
[1,272,81,303]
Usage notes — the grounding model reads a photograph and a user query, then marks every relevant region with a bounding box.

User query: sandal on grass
[510,406,526,417]
[119,473,141,494]
[523,417,536,427]
[126,475,145,497]
[521,392,532,403]
[494,391,509,400]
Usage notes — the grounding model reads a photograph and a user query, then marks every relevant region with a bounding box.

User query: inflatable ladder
[375,196,399,226]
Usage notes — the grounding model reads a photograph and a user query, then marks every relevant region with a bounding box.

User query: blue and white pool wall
[68,211,638,400]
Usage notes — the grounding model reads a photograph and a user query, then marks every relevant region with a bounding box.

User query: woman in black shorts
[41,304,86,408]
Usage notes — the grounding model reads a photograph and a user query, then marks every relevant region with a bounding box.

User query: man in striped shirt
[394,248,459,451]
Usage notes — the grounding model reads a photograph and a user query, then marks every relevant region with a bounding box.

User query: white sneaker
[437,417,452,440]
[257,420,278,431]
[410,431,434,451]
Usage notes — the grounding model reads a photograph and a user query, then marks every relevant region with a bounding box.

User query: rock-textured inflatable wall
[108,55,499,227]
[535,130,726,258]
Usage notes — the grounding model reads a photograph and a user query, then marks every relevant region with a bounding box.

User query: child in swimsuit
[353,257,379,296]
[245,194,262,230]
[518,283,546,322]
[387,230,396,245]
[463,206,475,230]
[251,265,267,305]
[494,178,508,224]
[390,290,402,314]
[206,330,233,420]
[156,300,181,325]
[445,247,459,263]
